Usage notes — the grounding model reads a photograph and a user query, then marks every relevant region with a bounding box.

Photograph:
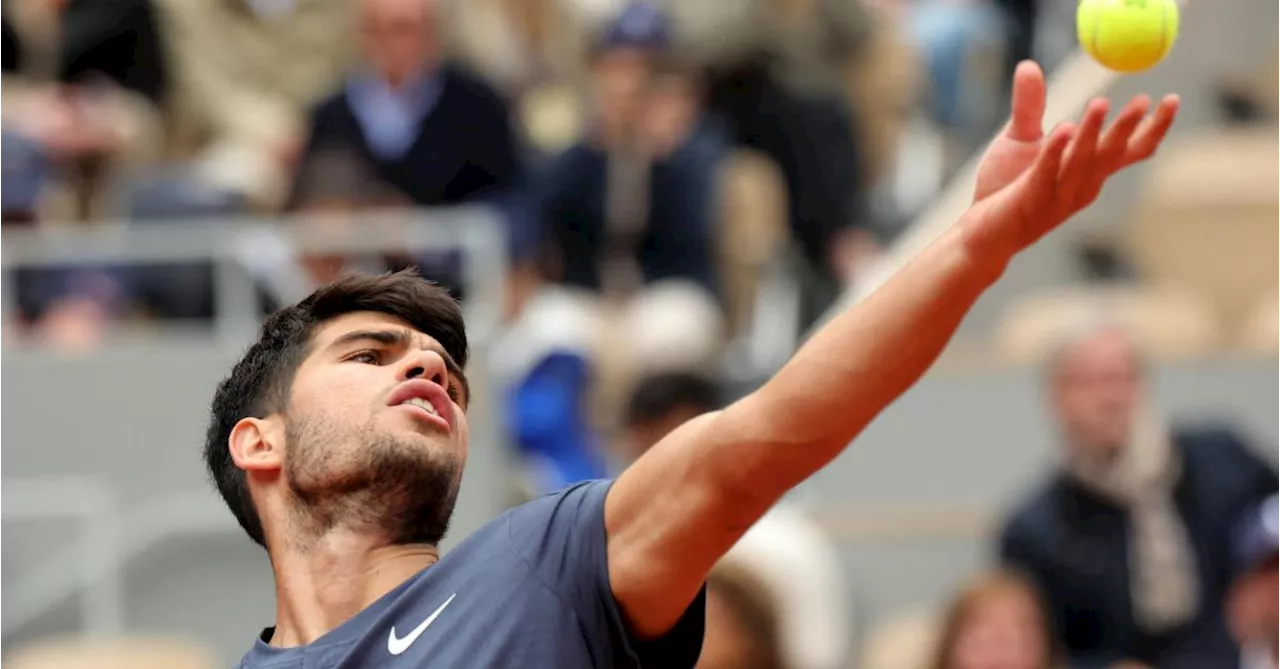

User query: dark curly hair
[204,269,468,547]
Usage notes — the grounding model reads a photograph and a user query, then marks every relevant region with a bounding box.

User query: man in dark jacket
[1000,321,1277,669]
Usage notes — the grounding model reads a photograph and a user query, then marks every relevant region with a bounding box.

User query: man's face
[281,311,470,545]
[359,0,439,86]
[1049,330,1143,460]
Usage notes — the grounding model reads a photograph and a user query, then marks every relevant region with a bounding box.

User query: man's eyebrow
[327,328,411,352]
[328,328,470,405]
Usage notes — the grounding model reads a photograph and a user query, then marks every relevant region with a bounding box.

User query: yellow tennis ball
[1078,0,1179,73]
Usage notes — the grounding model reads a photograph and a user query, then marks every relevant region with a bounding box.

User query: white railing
[2,476,126,636]
[0,472,1000,639]
[1,207,510,348]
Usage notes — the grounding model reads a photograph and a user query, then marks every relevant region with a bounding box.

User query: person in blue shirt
[203,61,1179,668]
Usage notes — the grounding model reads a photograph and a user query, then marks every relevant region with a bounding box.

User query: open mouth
[387,380,453,432]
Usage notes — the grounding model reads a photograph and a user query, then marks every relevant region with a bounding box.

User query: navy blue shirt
[238,480,706,668]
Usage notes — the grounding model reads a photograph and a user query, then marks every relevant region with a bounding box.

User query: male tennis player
[208,62,1178,668]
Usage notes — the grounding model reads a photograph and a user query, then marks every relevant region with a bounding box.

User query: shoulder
[1176,423,1275,476]
[505,479,614,541]
[439,64,509,114]
[999,476,1067,556]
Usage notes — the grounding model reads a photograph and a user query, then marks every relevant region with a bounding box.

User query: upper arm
[506,481,706,667]
[604,394,810,639]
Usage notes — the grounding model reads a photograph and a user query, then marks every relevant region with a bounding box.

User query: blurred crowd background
[1,0,1277,667]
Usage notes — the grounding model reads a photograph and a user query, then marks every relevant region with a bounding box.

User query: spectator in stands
[699,562,789,669]
[616,371,853,669]
[296,0,523,216]
[1,0,169,220]
[498,2,732,466]
[999,320,1279,669]
[243,144,423,314]
[930,570,1059,669]
[702,50,877,326]
[294,0,532,280]
[1227,495,1278,669]
[153,0,354,210]
[537,2,725,304]
[905,0,1008,132]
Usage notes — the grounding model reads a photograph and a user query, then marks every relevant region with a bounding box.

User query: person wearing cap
[509,0,733,457]
[1228,495,1279,669]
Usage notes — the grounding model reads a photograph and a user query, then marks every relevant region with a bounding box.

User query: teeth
[402,397,439,416]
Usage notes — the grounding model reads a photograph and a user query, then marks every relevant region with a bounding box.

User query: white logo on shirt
[387,593,457,655]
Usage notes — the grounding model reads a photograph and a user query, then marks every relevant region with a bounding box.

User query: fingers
[1097,95,1150,167]
[1123,94,1180,166]
[1075,96,1148,203]
[1027,123,1074,198]
[1006,60,1047,142]
[1058,99,1109,201]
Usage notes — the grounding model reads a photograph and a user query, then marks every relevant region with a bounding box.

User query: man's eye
[350,350,380,364]
[446,383,461,403]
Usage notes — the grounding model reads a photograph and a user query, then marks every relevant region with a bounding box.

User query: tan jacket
[152,0,355,202]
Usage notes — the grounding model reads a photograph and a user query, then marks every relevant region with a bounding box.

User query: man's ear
[229,416,285,472]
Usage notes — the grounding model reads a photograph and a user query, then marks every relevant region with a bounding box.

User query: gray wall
[3,341,1274,665]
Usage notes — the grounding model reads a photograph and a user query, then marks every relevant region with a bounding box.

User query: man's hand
[964,61,1179,263]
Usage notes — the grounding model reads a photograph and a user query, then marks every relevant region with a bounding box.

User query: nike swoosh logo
[387,593,457,656]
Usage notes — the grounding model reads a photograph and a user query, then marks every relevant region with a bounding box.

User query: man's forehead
[313,312,439,350]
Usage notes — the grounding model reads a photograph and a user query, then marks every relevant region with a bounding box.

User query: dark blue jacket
[1000,426,1278,669]
[536,120,726,299]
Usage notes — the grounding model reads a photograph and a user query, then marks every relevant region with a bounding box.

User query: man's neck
[268,532,438,647]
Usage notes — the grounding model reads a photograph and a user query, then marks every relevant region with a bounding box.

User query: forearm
[741,220,1007,478]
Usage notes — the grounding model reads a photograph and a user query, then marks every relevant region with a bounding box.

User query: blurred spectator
[699,561,789,669]
[537,17,725,300]
[243,144,427,313]
[703,50,878,325]
[500,2,731,456]
[930,570,1060,669]
[2,0,168,220]
[617,371,853,669]
[56,0,168,105]
[294,0,530,257]
[619,370,723,463]
[1227,495,1278,669]
[999,320,1278,669]
[902,0,1007,132]
[153,0,355,209]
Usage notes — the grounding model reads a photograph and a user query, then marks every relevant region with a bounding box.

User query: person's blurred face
[590,49,651,144]
[359,0,440,86]
[622,403,702,462]
[1229,560,1280,653]
[1049,329,1143,460]
[949,590,1048,669]
[639,72,698,156]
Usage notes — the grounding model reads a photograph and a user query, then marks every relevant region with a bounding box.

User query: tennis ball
[1078,0,1179,73]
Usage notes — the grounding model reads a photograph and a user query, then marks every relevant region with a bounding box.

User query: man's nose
[399,349,448,388]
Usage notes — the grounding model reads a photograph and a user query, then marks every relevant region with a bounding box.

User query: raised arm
[604,62,1181,638]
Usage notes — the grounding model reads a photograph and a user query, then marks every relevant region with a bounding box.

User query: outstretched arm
[604,62,1180,638]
